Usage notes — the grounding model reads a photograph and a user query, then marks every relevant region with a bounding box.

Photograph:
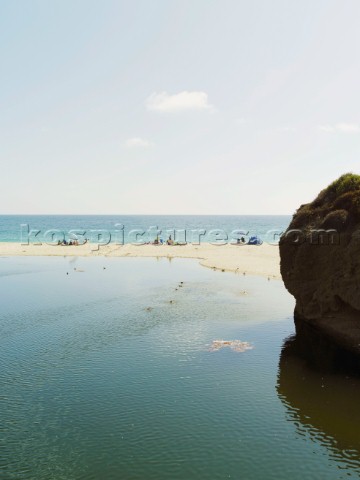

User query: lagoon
[1,256,360,479]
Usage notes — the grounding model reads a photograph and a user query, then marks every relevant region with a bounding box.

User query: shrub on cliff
[293,173,360,229]
[329,173,360,196]
[313,173,360,207]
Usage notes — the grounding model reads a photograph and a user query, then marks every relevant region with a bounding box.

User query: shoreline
[0,242,281,279]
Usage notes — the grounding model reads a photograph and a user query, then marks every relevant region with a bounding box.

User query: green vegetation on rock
[328,173,360,197]
[291,173,360,230]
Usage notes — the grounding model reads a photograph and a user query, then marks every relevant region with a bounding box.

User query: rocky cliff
[280,173,360,361]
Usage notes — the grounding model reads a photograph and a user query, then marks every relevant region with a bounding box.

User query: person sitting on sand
[236,236,246,245]
[167,235,174,246]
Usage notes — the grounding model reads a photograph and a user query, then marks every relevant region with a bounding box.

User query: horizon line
[0,213,292,216]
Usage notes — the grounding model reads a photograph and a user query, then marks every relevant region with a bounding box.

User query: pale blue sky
[1,0,360,214]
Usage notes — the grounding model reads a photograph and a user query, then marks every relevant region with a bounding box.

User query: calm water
[0,215,290,243]
[1,257,360,479]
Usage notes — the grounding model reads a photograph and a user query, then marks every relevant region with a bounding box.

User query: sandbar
[0,242,281,279]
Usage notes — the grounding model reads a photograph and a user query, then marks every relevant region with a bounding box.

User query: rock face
[280,173,360,360]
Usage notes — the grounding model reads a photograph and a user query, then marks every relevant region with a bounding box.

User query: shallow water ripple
[1,257,360,479]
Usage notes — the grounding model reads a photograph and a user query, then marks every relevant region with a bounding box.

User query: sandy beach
[0,242,281,279]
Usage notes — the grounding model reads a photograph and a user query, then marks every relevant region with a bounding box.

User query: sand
[0,242,281,279]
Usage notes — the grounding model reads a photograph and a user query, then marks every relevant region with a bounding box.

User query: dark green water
[1,257,360,479]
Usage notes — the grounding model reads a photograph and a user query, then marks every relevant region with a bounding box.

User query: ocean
[0,215,291,244]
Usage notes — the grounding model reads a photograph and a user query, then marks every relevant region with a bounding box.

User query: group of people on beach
[57,239,87,246]
[55,235,257,246]
[152,235,251,246]
[153,235,176,246]
[236,237,246,245]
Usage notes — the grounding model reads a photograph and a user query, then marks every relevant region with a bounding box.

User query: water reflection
[277,333,360,472]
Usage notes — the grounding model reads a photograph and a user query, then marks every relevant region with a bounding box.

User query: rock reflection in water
[277,334,360,472]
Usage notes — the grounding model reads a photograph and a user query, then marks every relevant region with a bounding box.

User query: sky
[1,0,360,215]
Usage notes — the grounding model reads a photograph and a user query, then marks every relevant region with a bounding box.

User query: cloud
[146,91,213,112]
[336,123,360,133]
[125,137,153,148]
[318,125,335,133]
[276,126,296,132]
[235,117,248,125]
[318,123,360,133]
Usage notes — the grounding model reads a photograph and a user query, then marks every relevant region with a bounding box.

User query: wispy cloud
[318,123,360,133]
[336,123,360,133]
[318,125,335,133]
[276,126,296,132]
[125,137,154,148]
[235,117,248,125]
[146,91,214,113]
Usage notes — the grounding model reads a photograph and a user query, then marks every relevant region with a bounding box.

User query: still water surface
[1,257,360,479]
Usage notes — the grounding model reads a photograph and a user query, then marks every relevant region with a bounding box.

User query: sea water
[1,256,360,479]
[0,215,291,244]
